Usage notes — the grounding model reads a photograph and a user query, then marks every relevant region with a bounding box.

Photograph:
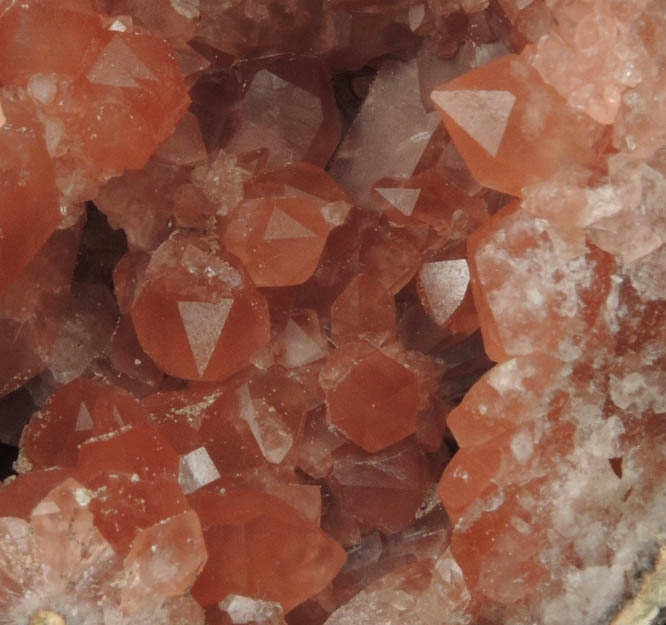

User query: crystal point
[431,89,516,157]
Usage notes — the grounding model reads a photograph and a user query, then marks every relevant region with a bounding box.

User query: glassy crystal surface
[1,1,665,624]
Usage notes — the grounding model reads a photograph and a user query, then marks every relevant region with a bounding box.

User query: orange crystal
[222,162,352,287]
[432,54,607,197]
[189,490,346,612]
[2,1,666,624]
[130,235,271,381]
[223,195,333,287]
[320,342,420,453]
[0,95,60,294]
[330,274,397,347]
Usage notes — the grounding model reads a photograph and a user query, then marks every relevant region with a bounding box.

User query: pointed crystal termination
[323,547,472,625]
[222,163,351,287]
[73,425,193,556]
[433,89,516,158]
[330,58,441,206]
[0,223,81,398]
[330,274,397,347]
[0,0,104,83]
[320,342,419,453]
[75,30,190,171]
[130,235,270,381]
[417,259,471,327]
[467,201,614,362]
[431,54,607,197]
[18,377,150,472]
[0,477,207,624]
[87,34,158,88]
[225,69,324,170]
[273,316,327,369]
[329,439,430,534]
[223,197,326,287]
[375,187,422,217]
[221,55,340,169]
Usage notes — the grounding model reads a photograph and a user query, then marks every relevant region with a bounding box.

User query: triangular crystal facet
[376,187,421,216]
[178,299,234,377]
[279,319,326,367]
[263,206,317,241]
[87,35,157,88]
[178,446,221,495]
[431,89,516,157]
[75,402,94,432]
[32,500,61,516]
[408,4,426,31]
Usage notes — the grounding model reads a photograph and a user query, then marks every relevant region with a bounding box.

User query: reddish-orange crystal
[330,274,396,347]
[1,1,666,625]
[130,235,271,381]
[19,377,150,471]
[432,54,606,197]
[321,342,420,452]
[0,95,60,294]
[190,490,346,611]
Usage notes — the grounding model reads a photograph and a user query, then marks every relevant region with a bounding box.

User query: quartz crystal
[129,235,271,381]
[1,1,666,625]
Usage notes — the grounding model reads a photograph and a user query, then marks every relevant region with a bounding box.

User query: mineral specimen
[0,1,665,625]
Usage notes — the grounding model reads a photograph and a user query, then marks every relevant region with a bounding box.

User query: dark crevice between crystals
[0,385,35,479]
[73,202,128,290]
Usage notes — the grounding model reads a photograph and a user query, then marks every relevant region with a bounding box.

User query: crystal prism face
[0,224,80,398]
[75,30,190,171]
[0,1,104,84]
[189,490,346,612]
[19,378,151,471]
[439,351,666,621]
[467,201,612,362]
[226,70,323,169]
[236,383,294,465]
[0,477,206,625]
[329,439,430,534]
[330,58,441,205]
[0,95,60,295]
[330,274,396,347]
[226,56,340,169]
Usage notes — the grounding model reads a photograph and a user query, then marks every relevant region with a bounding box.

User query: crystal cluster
[0,1,665,625]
